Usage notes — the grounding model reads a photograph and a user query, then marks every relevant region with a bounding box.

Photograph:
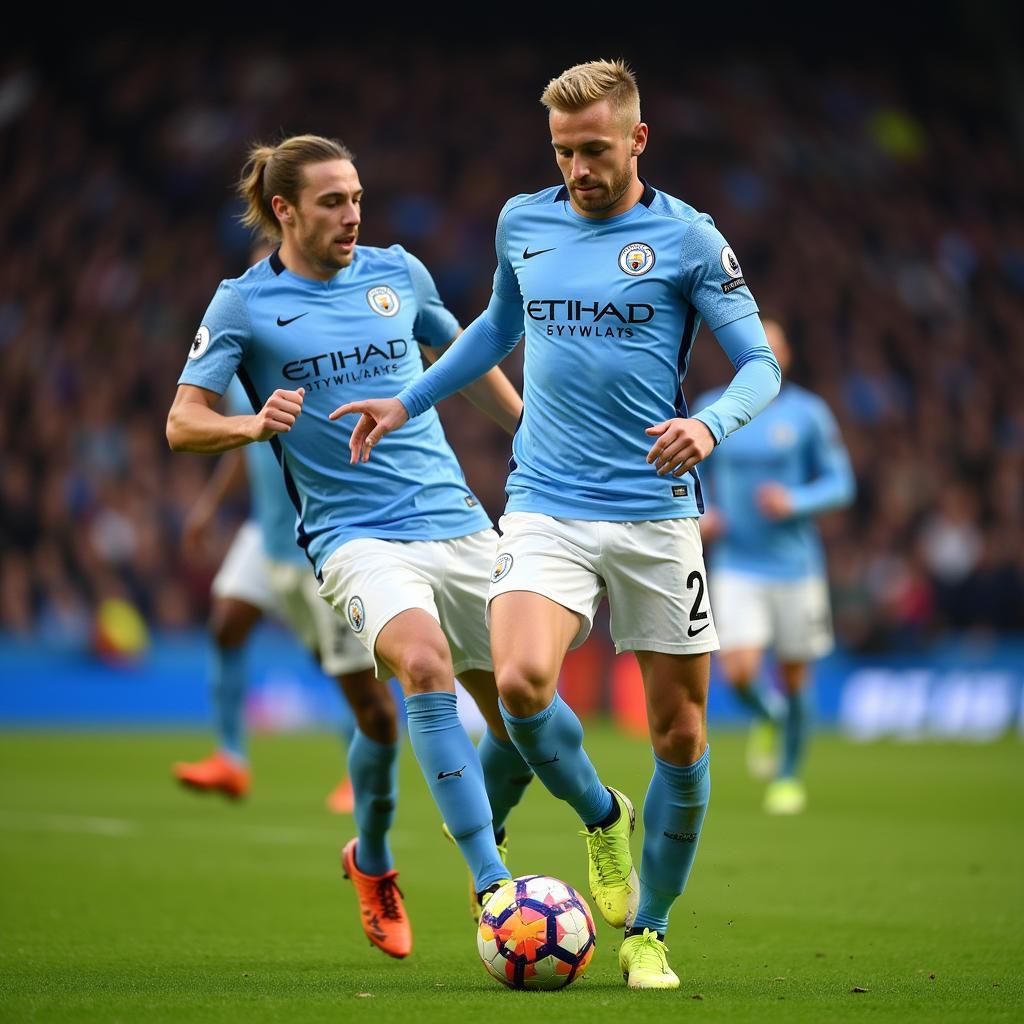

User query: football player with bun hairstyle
[168,134,532,960]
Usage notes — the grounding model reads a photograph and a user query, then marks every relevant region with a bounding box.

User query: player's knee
[210,609,250,649]
[397,645,453,695]
[496,662,553,718]
[649,700,705,761]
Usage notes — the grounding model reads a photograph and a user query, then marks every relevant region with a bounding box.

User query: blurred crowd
[1,37,1022,652]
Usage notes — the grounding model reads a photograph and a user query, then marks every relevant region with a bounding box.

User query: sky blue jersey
[223,378,306,566]
[179,245,491,574]
[398,183,781,521]
[697,382,856,579]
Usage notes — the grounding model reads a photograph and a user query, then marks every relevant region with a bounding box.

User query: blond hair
[540,59,640,131]
[237,134,354,241]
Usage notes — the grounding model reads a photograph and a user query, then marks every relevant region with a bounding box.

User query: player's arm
[166,384,305,454]
[420,330,523,436]
[758,401,856,520]
[332,226,525,463]
[181,447,247,561]
[647,315,780,477]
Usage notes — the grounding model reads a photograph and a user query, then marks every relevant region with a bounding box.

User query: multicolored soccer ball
[477,875,596,990]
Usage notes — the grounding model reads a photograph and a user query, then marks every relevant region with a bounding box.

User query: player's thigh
[710,570,773,657]
[431,529,498,677]
[211,521,277,615]
[771,576,834,663]
[318,537,443,681]
[601,518,719,657]
[488,512,604,661]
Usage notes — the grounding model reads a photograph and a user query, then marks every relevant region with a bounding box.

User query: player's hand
[250,388,305,441]
[329,397,409,464]
[645,417,716,477]
[757,482,793,520]
[699,508,726,543]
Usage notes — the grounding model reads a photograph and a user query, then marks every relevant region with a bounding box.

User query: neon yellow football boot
[580,787,639,928]
[618,928,680,989]
[746,720,779,780]
[442,822,510,921]
[764,777,807,815]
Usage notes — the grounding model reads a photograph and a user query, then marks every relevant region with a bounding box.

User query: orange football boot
[173,751,250,799]
[341,838,412,959]
[326,776,355,814]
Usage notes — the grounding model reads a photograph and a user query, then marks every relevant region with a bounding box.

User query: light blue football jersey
[223,378,306,565]
[697,383,855,579]
[179,245,490,574]
[399,182,780,521]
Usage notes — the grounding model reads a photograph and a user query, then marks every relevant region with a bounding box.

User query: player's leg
[174,523,271,798]
[320,537,510,900]
[604,518,716,989]
[712,572,784,777]
[763,576,831,814]
[488,514,636,928]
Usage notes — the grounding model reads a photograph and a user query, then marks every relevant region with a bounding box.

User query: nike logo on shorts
[687,623,710,638]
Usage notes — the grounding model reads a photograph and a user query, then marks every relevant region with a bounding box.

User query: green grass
[0,727,1021,1022]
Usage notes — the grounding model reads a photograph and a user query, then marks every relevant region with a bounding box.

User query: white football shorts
[488,512,719,656]
[317,529,497,680]
[711,569,834,662]
[212,520,373,677]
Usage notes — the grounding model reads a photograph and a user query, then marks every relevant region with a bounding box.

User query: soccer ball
[477,875,596,991]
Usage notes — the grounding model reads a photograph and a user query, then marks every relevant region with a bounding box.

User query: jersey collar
[554,177,657,225]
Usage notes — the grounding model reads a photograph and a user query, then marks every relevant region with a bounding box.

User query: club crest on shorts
[188,325,211,360]
[618,242,655,276]
[347,596,366,633]
[491,553,514,583]
[366,285,400,317]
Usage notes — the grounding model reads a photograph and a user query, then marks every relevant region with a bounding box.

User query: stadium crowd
[2,41,1022,651]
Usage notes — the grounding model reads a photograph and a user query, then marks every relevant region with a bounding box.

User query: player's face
[286,159,363,274]
[550,99,647,218]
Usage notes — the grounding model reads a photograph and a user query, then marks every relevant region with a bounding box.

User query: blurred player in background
[166,135,532,960]
[173,375,390,813]
[334,60,781,988]
[697,318,855,814]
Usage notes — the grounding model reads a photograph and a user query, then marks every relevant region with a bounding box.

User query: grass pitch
[1,727,1021,1022]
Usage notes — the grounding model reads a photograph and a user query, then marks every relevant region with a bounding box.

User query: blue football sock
[733,681,784,723]
[477,729,533,834]
[500,694,613,827]
[780,688,812,779]
[337,700,356,764]
[211,645,247,761]
[348,728,399,875]
[634,747,711,937]
[405,692,507,890]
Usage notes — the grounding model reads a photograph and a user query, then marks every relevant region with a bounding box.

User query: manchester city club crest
[618,242,656,276]
[366,285,400,317]
[490,553,514,583]
[347,596,366,633]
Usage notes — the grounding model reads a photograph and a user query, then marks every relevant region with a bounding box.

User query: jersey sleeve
[402,248,460,347]
[786,397,856,517]
[492,200,524,304]
[679,215,758,331]
[177,282,251,396]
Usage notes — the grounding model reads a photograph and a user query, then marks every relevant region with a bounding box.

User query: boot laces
[376,875,404,920]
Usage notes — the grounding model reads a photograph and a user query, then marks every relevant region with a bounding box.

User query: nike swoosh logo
[687,623,710,638]
[528,753,560,767]
[522,247,556,260]
[276,312,309,326]
[437,765,467,780]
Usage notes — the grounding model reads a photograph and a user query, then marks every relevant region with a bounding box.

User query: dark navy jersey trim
[554,185,569,202]
[639,179,656,208]
[673,303,703,512]
[234,364,316,566]
[269,248,286,276]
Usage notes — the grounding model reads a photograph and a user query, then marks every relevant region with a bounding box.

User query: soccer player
[166,135,533,960]
[173,376,390,815]
[697,318,855,815]
[334,61,781,988]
